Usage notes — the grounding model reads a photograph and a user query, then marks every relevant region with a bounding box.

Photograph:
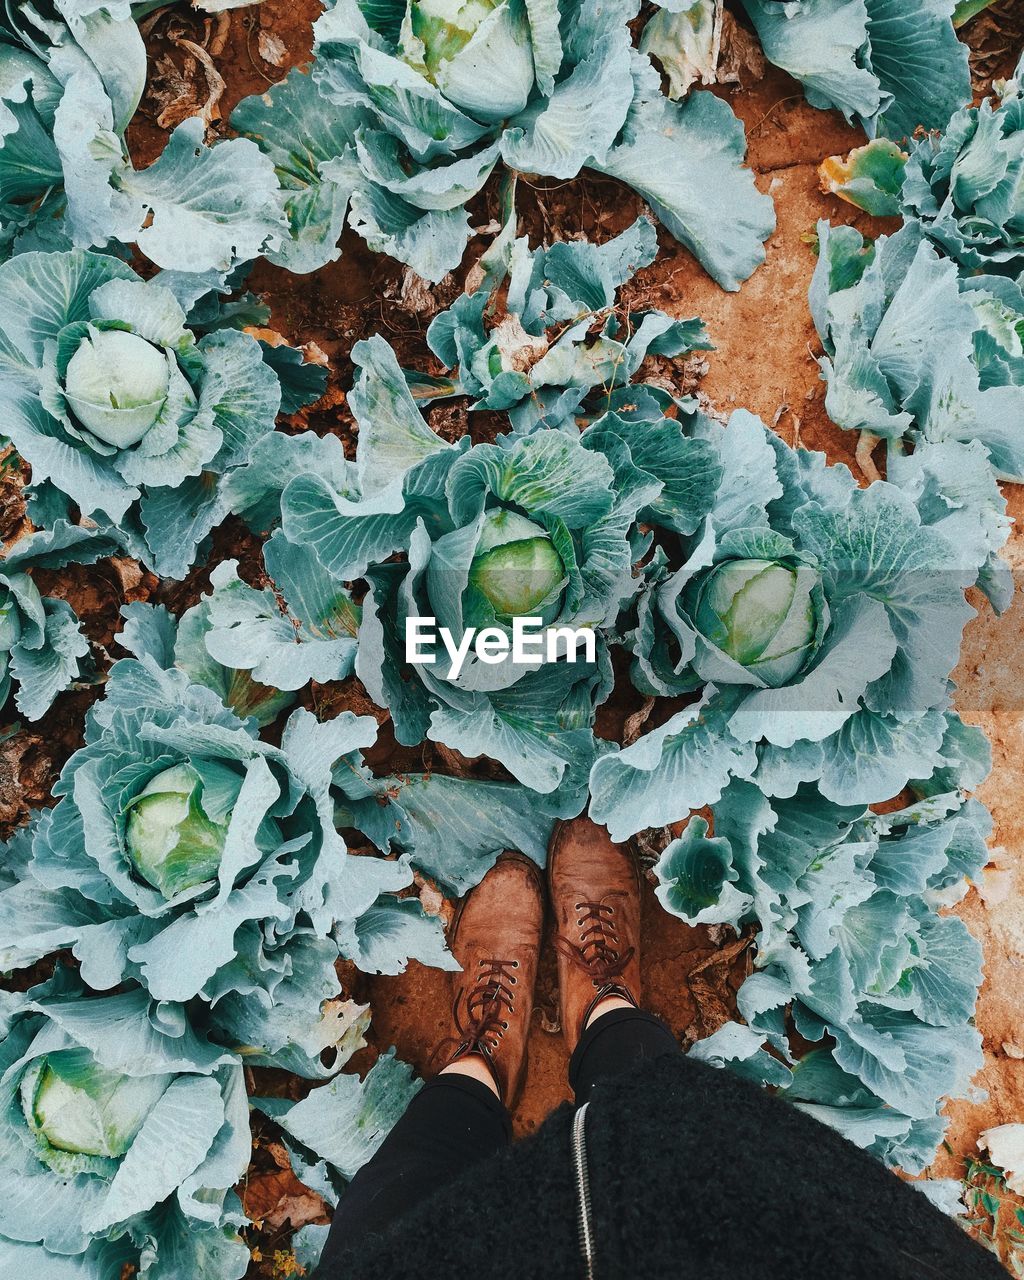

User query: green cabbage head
[25,1047,172,1160]
[0,973,252,1275]
[467,509,566,627]
[124,763,234,900]
[400,0,535,121]
[63,328,171,450]
[688,557,820,686]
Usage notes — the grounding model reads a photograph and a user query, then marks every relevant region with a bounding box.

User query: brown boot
[437,852,544,1106]
[549,815,641,1053]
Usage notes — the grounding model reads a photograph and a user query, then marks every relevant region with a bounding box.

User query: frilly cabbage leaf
[673,767,989,1170]
[741,0,971,141]
[1,519,120,720]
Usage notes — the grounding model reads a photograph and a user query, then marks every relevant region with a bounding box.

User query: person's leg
[321,1069,510,1255]
[315,852,545,1274]
[568,1001,679,1102]
[549,815,680,1103]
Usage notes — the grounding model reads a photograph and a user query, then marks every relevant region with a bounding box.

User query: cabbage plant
[666,753,990,1171]
[232,0,775,287]
[821,54,1024,277]
[1,520,119,720]
[223,221,718,798]
[738,0,972,142]
[587,404,1007,839]
[116,599,296,729]
[0,969,251,1279]
[0,250,282,578]
[273,334,662,801]
[0,0,283,271]
[0,653,435,1009]
[0,0,145,255]
[425,214,711,428]
[810,219,1024,487]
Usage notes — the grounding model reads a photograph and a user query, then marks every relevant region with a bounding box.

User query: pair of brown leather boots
[438,816,642,1106]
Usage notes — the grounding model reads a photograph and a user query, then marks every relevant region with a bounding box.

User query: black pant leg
[315,1073,510,1276]
[568,1006,680,1104]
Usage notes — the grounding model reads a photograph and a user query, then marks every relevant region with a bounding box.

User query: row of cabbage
[1,1,1020,1276]
[1,0,987,289]
[663,40,1024,1180]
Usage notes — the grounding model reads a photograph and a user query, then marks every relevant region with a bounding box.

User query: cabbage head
[228,225,722,800]
[686,557,821,687]
[272,336,715,800]
[0,969,250,1279]
[0,250,283,578]
[232,0,774,287]
[0,0,144,256]
[468,509,566,626]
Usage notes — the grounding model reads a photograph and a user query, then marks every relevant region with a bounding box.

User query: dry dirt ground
[4,1,1024,1273]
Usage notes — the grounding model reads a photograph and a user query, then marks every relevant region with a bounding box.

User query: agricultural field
[1,1,1024,1276]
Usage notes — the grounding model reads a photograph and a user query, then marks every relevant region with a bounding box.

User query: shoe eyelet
[512,960,519,968]
[576,918,584,928]
[574,903,582,911]
[510,975,517,984]
[592,979,600,988]
[501,1021,509,1030]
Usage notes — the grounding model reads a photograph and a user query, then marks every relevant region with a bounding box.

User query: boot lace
[555,893,635,991]
[437,957,520,1062]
